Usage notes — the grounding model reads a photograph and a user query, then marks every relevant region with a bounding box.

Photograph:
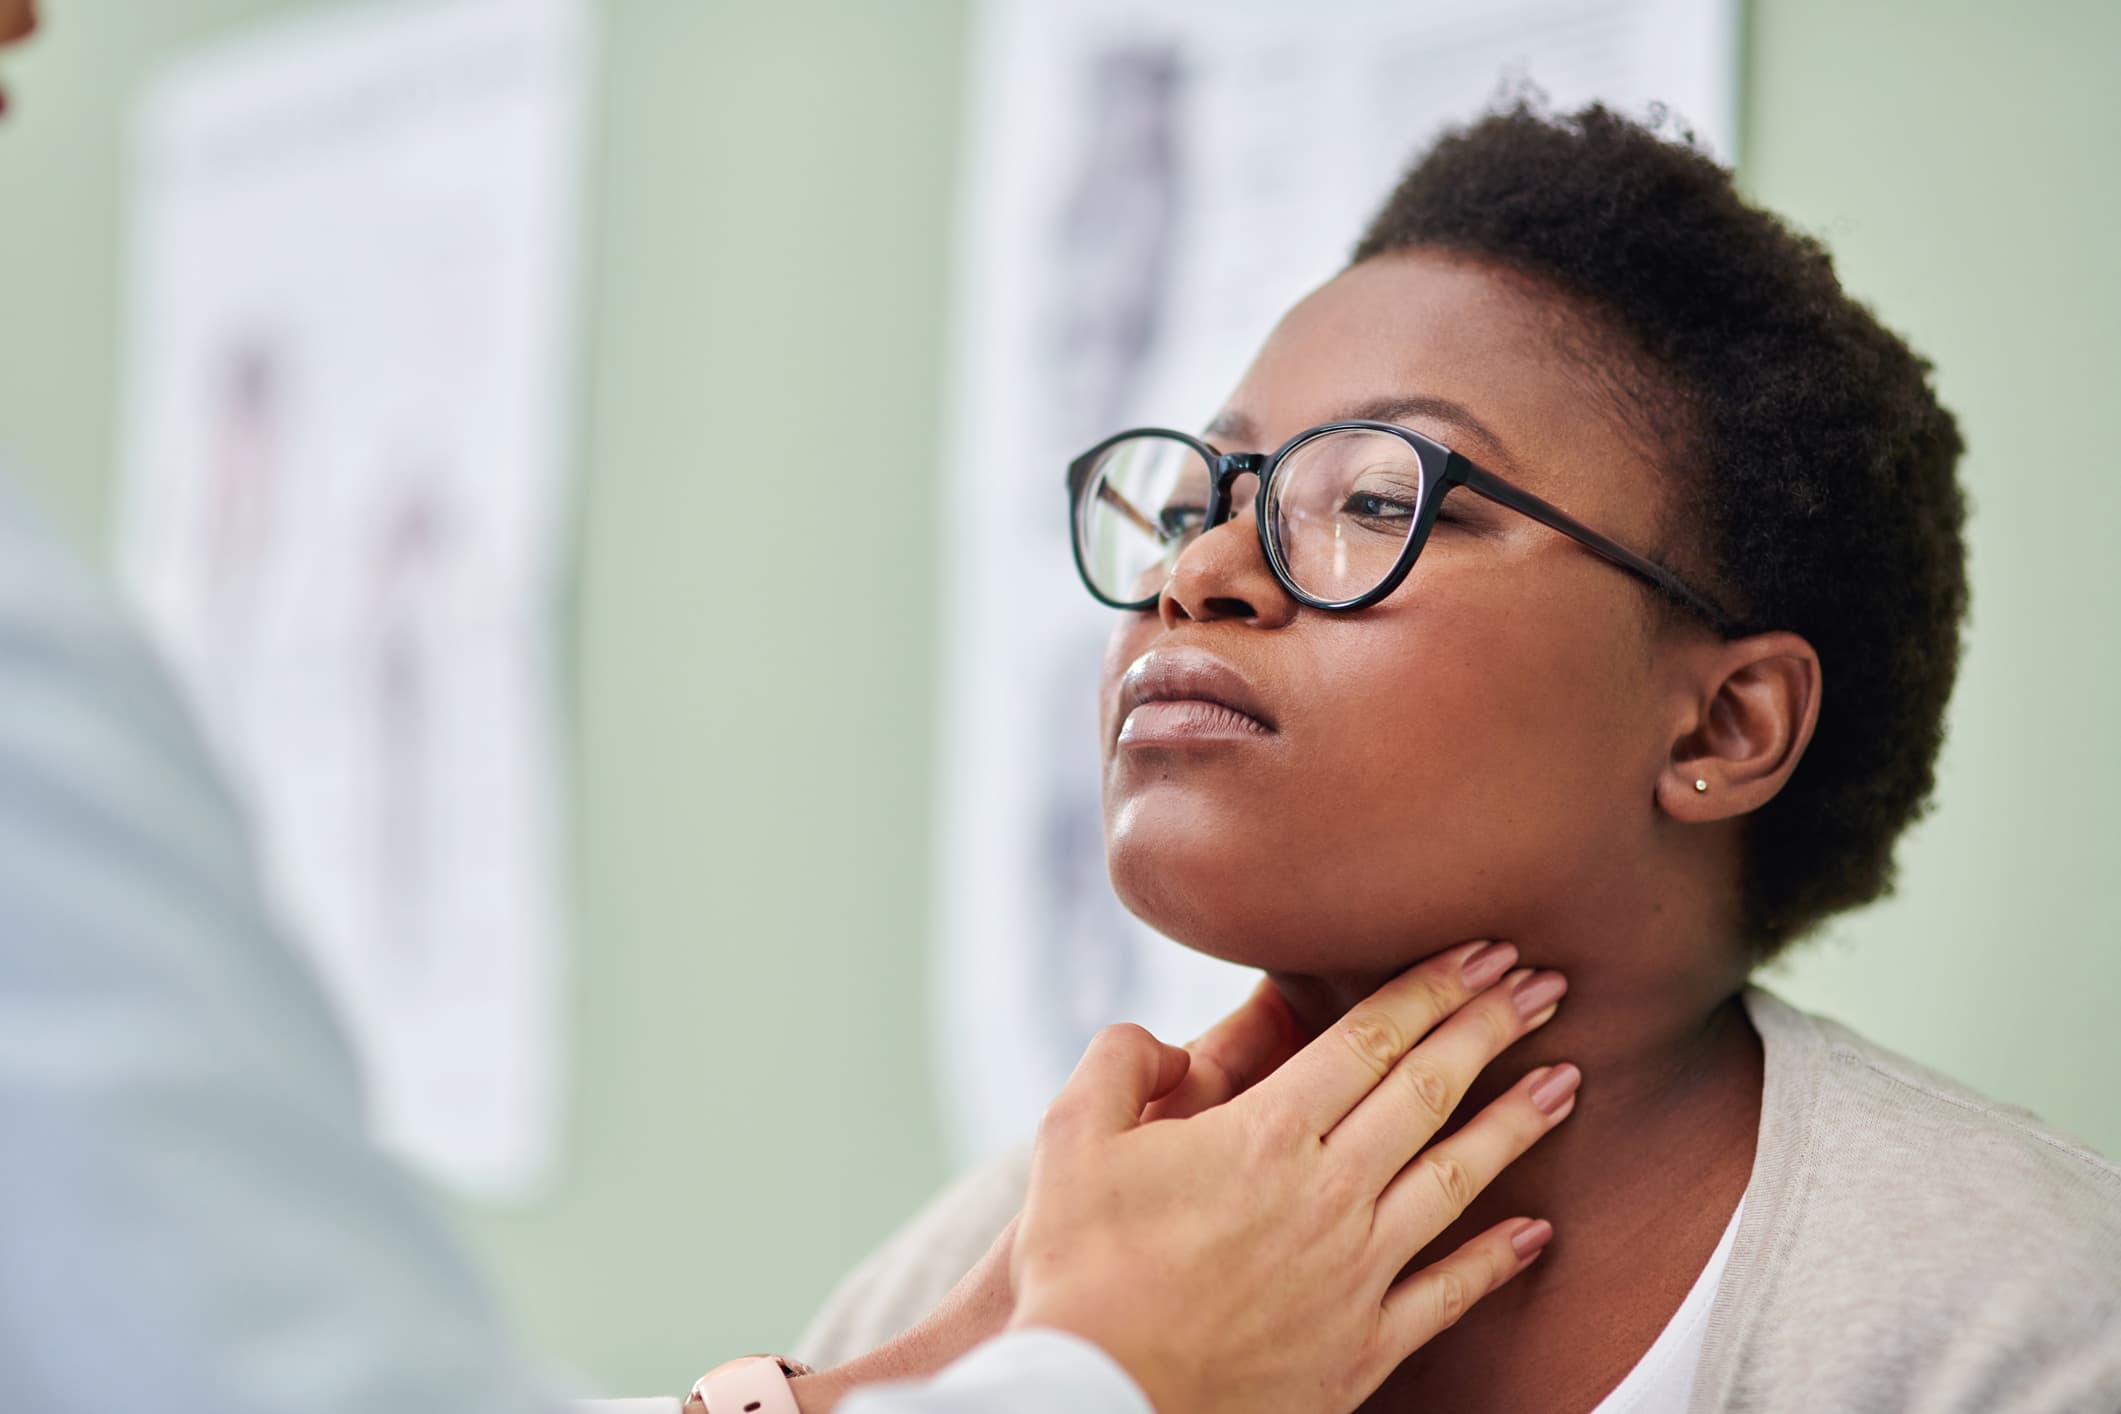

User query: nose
[1158,475,1299,630]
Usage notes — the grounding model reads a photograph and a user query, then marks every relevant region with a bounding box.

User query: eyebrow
[1204,393,1519,469]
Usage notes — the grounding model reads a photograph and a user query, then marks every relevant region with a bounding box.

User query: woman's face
[1099,248,1696,980]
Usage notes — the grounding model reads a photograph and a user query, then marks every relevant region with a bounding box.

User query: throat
[1268,967,1765,1413]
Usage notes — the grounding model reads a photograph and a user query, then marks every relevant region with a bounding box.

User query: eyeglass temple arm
[1093,477,1163,543]
[1453,461,1739,635]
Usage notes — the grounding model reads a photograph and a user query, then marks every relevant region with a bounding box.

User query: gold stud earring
[1694,779,1709,792]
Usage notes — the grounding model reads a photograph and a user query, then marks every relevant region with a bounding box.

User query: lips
[1117,647,1278,742]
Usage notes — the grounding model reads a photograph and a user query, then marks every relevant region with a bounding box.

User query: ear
[1658,630,1822,822]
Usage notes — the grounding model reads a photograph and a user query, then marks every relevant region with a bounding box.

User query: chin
[1106,805,1275,967]
[1106,794,1456,979]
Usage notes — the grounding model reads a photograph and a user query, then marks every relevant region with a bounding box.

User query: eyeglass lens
[1075,428,1429,606]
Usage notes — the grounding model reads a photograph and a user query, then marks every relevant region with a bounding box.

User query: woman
[798,104,2121,1411]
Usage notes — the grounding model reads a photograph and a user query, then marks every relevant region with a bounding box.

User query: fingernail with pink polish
[1531,1063,1582,1115]
[1461,941,1518,990]
[1512,970,1568,1021]
[1511,1219,1555,1260]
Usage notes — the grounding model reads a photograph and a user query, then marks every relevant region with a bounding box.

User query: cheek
[1320,586,1655,859]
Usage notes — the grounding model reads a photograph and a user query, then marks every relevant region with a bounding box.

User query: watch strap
[689,1354,813,1414]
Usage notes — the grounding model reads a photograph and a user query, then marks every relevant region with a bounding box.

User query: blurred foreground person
[0,6,1575,1412]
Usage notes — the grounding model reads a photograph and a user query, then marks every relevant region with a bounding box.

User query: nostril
[1202,596,1259,620]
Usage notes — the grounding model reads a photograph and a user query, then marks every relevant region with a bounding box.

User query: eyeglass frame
[1066,419,1740,636]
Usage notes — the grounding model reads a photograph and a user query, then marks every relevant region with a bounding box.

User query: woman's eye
[1157,505,1206,541]
[1340,491,1417,526]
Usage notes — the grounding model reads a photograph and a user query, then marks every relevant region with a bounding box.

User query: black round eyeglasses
[1066,420,1738,635]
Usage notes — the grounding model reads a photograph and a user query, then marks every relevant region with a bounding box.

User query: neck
[1268,924,1764,1412]
[1265,915,1764,1268]
[1269,944,1759,1118]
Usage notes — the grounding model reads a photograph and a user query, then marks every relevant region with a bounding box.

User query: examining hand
[787,942,1571,1414]
[1008,941,1574,1414]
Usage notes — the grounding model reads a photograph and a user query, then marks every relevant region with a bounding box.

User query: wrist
[789,1369,848,1414]
[1003,1313,1164,1414]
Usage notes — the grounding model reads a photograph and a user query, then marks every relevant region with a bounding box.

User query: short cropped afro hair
[1353,102,1968,958]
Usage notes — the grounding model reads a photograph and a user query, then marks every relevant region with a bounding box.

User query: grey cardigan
[797,989,2121,1411]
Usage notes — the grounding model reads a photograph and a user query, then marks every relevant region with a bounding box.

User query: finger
[1377,1216,1553,1361]
[1373,1060,1579,1252]
[1039,1023,1192,1142]
[1144,978,1305,1121]
[1326,966,1566,1186]
[1241,939,1519,1139]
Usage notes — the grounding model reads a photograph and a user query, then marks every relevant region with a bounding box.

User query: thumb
[1146,977,1306,1121]
[1041,1023,1191,1142]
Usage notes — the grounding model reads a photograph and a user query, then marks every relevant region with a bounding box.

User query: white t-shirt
[1585,1198,1745,1414]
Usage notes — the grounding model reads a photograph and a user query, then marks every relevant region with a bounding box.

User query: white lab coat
[0,472,1146,1414]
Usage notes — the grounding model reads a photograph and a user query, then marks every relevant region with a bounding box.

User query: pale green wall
[0,0,2115,1401]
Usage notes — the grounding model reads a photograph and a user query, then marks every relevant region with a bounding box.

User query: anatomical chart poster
[937,0,1739,1162]
[117,0,592,1198]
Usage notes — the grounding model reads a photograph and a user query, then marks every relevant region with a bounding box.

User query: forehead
[1219,249,1668,507]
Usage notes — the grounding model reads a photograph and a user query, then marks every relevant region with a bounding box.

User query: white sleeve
[836,1330,1156,1414]
[0,479,561,1414]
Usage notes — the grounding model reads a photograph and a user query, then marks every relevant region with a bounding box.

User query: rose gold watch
[685,1354,815,1414]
